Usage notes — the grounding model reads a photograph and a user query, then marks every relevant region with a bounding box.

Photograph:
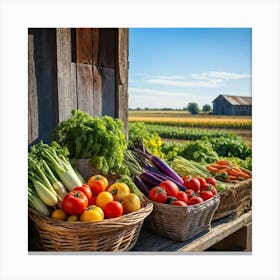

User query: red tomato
[197,177,206,186]
[149,186,167,203]
[62,190,88,215]
[175,191,189,204]
[188,196,204,205]
[200,190,214,201]
[200,182,213,191]
[185,189,195,198]
[206,177,217,186]
[160,181,179,196]
[209,185,217,196]
[73,184,92,200]
[183,178,200,192]
[103,201,123,219]
[182,175,192,182]
[88,196,97,206]
[171,200,187,206]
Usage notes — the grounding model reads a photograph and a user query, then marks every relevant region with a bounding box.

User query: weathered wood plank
[76,63,94,115]
[92,28,99,65]
[118,28,128,85]
[28,34,38,144]
[76,28,93,65]
[132,211,252,252]
[56,28,75,122]
[70,62,77,111]
[93,65,102,116]
[117,84,128,134]
[178,211,252,252]
[100,67,115,116]
[98,28,117,68]
[116,28,129,135]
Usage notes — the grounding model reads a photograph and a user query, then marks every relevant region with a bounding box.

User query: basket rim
[147,194,220,210]
[29,200,153,228]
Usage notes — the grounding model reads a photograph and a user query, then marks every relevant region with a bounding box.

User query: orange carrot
[238,173,251,179]
[228,169,242,177]
[207,165,218,173]
[216,159,230,165]
[240,167,252,176]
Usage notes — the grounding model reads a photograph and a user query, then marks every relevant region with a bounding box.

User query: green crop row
[143,124,237,141]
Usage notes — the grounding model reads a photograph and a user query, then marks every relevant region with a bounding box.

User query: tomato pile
[148,176,217,206]
[51,175,142,222]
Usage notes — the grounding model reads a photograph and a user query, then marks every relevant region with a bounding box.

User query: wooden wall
[28,28,129,146]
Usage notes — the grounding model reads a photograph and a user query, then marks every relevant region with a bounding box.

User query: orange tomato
[51,209,67,221]
[122,193,141,214]
[96,191,114,209]
[87,175,108,196]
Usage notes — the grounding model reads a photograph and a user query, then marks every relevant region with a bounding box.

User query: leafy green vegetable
[54,109,129,175]
[29,141,84,192]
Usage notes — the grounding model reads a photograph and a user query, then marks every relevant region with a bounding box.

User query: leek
[28,184,50,216]
[30,141,84,192]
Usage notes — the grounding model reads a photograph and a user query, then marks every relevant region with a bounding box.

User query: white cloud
[128,87,194,97]
[146,78,220,88]
[191,71,251,81]
[141,71,250,89]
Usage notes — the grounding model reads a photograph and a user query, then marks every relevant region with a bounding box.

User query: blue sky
[128,28,252,109]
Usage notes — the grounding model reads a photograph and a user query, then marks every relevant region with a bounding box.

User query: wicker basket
[144,195,220,241]
[213,178,252,220]
[29,200,153,251]
[72,158,121,183]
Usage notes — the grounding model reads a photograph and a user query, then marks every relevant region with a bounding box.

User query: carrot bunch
[206,159,251,183]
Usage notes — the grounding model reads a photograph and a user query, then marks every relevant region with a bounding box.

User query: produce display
[206,159,252,183]
[28,109,252,251]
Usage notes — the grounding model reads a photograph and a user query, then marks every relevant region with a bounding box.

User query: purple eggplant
[133,176,151,196]
[135,148,184,185]
[140,172,163,187]
[145,165,184,186]
[147,170,187,191]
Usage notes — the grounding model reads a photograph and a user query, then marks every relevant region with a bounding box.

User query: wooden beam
[28,34,38,144]
[76,28,93,65]
[56,28,76,122]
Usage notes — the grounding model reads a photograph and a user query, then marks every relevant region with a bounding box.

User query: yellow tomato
[122,193,141,214]
[107,183,130,202]
[96,191,114,209]
[51,209,67,221]
[66,215,80,222]
[80,206,104,222]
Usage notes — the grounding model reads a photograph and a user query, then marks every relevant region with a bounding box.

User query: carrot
[216,159,230,165]
[240,167,252,176]
[215,164,231,171]
[228,169,242,177]
[228,175,239,181]
[207,165,218,173]
[238,173,251,179]
[216,170,228,175]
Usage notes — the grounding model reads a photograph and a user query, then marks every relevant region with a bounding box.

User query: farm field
[128,110,252,147]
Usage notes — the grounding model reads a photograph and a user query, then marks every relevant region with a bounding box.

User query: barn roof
[213,94,252,106]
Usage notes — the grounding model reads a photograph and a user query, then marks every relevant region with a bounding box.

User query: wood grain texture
[98,28,117,68]
[101,67,115,116]
[76,63,94,115]
[28,34,38,144]
[76,28,93,64]
[92,28,99,65]
[93,65,102,116]
[118,28,128,85]
[56,28,75,122]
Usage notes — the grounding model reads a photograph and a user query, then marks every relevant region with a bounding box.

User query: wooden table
[132,210,252,252]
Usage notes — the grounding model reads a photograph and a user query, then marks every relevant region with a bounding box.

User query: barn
[212,94,252,115]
